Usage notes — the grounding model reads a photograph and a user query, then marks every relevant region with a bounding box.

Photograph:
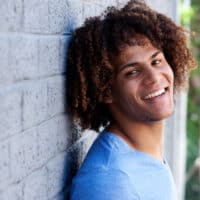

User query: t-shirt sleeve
[70,169,140,200]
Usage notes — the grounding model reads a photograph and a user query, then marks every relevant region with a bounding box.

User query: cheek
[164,65,174,83]
[169,68,174,83]
[123,84,141,106]
[112,82,133,103]
[113,75,140,100]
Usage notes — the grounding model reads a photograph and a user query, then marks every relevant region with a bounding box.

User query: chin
[155,110,174,121]
[144,108,174,122]
[158,102,174,119]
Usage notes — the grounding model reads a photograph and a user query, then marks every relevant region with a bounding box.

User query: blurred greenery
[180,3,195,26]
[180,0,200,199]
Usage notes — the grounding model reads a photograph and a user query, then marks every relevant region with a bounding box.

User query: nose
[143,67,161,86]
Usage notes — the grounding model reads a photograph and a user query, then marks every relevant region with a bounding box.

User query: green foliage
[184,0,200,199]
[179,4,195,26]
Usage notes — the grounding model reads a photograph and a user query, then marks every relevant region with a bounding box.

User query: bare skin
[109,117,164,161]
[103,37,174,162]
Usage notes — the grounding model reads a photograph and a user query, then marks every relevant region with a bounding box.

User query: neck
[108,119,164,162]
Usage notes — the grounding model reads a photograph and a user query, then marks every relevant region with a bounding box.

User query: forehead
[115,42,160,67]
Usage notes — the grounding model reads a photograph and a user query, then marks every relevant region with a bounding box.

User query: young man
[67,0,196,199]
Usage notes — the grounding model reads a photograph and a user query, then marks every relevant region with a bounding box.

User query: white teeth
[144,88,165,100]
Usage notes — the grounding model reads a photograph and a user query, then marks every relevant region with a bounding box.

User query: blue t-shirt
[70,130,177,200]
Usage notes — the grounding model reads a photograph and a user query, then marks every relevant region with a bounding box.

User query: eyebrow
[119,50,162,72]
[151,50,162,59]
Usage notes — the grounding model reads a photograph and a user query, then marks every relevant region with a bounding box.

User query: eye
[126,69,140,77]
[152,59,161,65]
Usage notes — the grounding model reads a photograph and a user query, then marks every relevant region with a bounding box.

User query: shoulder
[70,168,140,200]
[81,131,135,169]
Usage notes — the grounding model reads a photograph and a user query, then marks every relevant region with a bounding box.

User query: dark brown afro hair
[66,0,196,132]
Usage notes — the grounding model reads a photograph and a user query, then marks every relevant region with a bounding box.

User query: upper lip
[142,87,168,100]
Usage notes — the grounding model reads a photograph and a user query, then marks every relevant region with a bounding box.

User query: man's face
[106,41,174,123]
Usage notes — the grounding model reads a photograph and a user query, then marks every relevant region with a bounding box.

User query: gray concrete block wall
[0,0,127,199]
[0,0,183,200]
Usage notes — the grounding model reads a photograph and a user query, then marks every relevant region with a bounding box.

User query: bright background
[181,0,200,199]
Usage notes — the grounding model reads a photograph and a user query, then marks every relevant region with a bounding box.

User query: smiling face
[105,39,174,123]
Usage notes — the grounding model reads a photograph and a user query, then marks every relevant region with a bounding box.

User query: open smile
[143,87,168,100]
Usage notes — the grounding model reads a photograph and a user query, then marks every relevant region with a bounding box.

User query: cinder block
[49,189,67,200]
[145,0,174,18]
[82,130,98,155]
[117,0,129,6]
[93,0,119,7]
[0,88,22,140]
[23,167,48,200]
[24,0,84,34]
[92,4,106,16]
[47,76,66,118]
[0,36,12,86]
[24,0,49,33]
[91,0,126,17]
[74,130,98,166]
[82,1,97,19]
[59,36,70,74]
[48,0,69,34]
[22,80,48,129]
[49,0,83,34]
[37,118,58,166]
[10,128,38,183]
[10,35,38,81]
[0,0,23,32]
[56,114,71,152]
[82,0,116,19]
[38,36,60,76]
[46,151,71,199]
[0,141,10,189]
[0,182,23,200]
[10,132,25,183]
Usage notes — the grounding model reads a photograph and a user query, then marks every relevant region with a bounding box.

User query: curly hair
[66,0,196,132]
